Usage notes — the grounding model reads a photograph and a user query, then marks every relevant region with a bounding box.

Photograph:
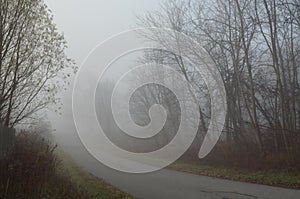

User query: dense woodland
[124,0,300,169]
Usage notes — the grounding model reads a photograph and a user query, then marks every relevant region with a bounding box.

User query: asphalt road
[63,145,300,199]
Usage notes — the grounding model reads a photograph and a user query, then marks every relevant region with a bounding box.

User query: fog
[2,0,300,197]
[44,0,160,148]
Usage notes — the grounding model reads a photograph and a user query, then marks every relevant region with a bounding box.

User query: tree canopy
[0,0,74,127]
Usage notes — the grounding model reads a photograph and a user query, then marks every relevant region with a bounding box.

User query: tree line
[129,0,300,166]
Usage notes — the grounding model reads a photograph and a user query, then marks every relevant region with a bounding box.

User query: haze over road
[63,144,300,199]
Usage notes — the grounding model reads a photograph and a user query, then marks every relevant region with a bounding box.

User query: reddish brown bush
[181,130,300,171]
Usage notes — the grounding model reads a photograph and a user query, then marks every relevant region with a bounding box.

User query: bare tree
[136,0,300,159]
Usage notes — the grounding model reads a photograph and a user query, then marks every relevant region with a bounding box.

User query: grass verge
[169,162,300,189]
[56,149,135,199]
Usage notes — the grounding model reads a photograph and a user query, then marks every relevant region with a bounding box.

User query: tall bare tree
[136,0,300,157]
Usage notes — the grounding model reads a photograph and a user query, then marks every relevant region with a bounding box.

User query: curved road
[63,144,300,199]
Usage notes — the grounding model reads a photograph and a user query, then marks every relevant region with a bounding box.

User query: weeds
[0,131,89,199]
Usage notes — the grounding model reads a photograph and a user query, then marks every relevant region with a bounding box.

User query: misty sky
[43,0,161,144]
[45,0,160,64]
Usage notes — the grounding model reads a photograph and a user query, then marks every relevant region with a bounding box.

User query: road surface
[62,145,300,199]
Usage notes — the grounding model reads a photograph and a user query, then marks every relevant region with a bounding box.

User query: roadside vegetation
[57,149,134,199]
[170,162,300,189]
[168,138,300,189]
[0,132,133,199]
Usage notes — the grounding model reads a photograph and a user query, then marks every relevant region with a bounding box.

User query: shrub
[0,131,89,199]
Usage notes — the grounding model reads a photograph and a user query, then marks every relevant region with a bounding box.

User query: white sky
[44,0,160,64]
